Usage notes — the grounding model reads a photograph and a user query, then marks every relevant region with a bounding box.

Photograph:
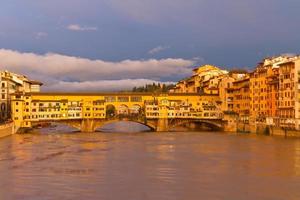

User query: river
[1,122,300,200]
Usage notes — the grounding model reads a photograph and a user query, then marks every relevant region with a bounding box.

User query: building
[171,65,228,94]
[0,71,43,121]
[232,77,250,123]
[199,95,223,119]
[249,55,300,127]
[277,58,300,129]
[219,76,235,112]
[266,66,279,125]
[170,55,300,130]
[172,80,187,93]
[250,63,269,121]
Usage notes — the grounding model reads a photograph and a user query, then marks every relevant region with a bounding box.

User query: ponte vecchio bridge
[11,92,227,133]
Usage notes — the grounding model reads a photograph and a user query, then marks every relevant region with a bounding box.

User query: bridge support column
[156,118,169,132]
[81,119,96,133]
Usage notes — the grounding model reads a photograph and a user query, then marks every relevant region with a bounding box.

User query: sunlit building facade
[232,77,250,122]
[278,59,300,129]
[0,70,42,122]
[172,65,228,94]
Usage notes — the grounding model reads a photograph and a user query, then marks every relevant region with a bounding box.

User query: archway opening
[130,104,142,114]
[129,104,143,119]
[97,121,153,133]
[106,104,116,119]
[170,121,222,132]
[32,122,80,134]
[117,104,129,117]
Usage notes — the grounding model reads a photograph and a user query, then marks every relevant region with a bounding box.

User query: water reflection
[294,140,300,176]
[1,125,300,199]
[99,121,151,133]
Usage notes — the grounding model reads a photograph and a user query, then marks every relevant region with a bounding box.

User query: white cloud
[148,46,170,54]
[67,24,98,31]
[0,49,193,91]
[192,56,205,63]
[45,79,175,92]
[35,32,48,39]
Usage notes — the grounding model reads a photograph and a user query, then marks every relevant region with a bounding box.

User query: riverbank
[0,122,14,138]
[236,122,300,138]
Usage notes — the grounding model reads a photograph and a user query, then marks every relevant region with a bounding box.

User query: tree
[131,83,175,93]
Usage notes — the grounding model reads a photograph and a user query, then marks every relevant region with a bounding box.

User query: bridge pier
[79,118,170,133]
[156,118,169,132]
[81,119,97,133]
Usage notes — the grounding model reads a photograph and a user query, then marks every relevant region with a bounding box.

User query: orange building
[250,55,300,127]
[232,77,250,122]
[250,63,269,121]
[171,65,228,94]
[277,59,300,129]
[266,66,279,125]
[219,76,235,112]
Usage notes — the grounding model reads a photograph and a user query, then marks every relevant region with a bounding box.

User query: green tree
[131,83,175,93]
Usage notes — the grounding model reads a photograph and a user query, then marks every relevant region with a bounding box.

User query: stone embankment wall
[269,127,300,137]
[245,122,300,137]
[223,114,238,132]
[236,122,251,133]
[0,122,13,138]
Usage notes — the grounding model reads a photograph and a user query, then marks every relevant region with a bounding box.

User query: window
[118,97,129,102]
[105,96,116,102]
[131,96,142,102]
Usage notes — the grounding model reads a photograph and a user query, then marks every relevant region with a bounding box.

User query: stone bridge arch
[93,119,156,132]
[106,104,117,118]
[31,119,82,131]
[59,119,82,131]
[169,119,224,131]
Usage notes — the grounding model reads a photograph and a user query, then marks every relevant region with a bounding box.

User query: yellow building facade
[172,64,228,94]
[0,71,42,121]
[12,92,224,132]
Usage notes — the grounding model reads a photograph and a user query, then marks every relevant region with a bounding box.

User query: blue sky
[0,0,300,91]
